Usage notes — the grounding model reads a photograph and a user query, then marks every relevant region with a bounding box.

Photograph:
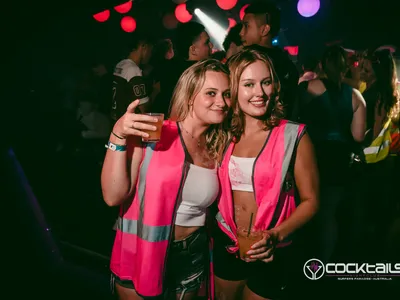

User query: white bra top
[229,155,256,192]
[175,164,219,227]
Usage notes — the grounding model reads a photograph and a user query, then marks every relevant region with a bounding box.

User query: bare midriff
[233,191,258,231]
[174,225,202,241]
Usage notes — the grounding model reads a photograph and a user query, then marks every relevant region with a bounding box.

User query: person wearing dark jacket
[240,1,299,121]
[153,22,213,117]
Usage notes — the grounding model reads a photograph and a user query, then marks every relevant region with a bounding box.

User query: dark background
[9,0,400,69]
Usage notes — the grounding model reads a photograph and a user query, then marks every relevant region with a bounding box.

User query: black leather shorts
[213,226,302,299]
[166,227,208,295]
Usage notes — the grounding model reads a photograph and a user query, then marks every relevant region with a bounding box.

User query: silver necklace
[180,123,201,147]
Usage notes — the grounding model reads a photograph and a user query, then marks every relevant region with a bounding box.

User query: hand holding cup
[113,100,159,139]
[245,230,280,263]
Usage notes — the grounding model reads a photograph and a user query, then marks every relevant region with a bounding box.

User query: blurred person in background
[211,50,227,61]
[356,49,400,256]
[112,31,155,122]
[147,39,175,113]
[77,92,111,141]
[154,22,213,117]
[298,57,318,84]
[342,51,365,92]
[222,23,243,63]
[240,0,299,121]
[298,45,366,263]
[90,58,113,115]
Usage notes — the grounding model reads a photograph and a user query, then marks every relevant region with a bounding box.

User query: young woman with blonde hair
[101,59,231,300]
[214,49,319,300]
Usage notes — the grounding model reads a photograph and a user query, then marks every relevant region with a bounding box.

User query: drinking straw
[247,213,253,237]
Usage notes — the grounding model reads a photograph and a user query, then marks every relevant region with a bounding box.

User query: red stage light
[121,16,137,32]
[284,46,299,56]
[228,18,236,29]
[114,1,132,14]
[93,10,110,22]
[216,0,238,10]
[239,4,249,20]
[175,3,192,23]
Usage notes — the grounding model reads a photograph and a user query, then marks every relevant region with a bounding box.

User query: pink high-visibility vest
[216,120,306,252]
[110,120,214,298]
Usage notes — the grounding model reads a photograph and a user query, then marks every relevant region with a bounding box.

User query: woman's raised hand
[113,100,158,139]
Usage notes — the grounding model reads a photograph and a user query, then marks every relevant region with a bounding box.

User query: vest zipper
[251,129,274,209]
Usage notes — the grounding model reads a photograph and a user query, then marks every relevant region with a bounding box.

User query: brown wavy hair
[371,49,400,124]
[169,59,231,161]
[226,49,284,141]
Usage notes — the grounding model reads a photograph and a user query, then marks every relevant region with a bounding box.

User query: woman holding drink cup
[214,49,319,300]
[101,59,231,300]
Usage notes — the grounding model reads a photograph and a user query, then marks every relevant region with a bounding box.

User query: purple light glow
[297,0,320,18]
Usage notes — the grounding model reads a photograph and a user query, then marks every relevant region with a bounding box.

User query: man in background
[222,23,243,63]
[111,31,155,123]
[153,22,213,117]
[241,1,299,120]
[299,58,318,84]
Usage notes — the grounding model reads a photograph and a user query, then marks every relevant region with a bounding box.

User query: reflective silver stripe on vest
[117,143,171,242]
[116,217,171,242]
[216,211,234,236]
[137,143,155,239]
[281,122,300,188]
[363,139,390,155]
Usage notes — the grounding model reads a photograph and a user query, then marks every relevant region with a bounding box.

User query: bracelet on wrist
[105,141,127,152]
[112,131,125,140]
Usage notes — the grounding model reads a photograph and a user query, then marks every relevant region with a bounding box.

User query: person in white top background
[111,32,156,122]
[77,92,111,140]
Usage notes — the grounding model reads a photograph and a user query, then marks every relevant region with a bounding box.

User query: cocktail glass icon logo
[304,259,325,280]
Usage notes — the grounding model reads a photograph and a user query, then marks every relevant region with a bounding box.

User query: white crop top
[229,155,256,192]
[175,164,219,226]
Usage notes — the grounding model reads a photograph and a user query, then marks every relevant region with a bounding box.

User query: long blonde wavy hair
[227,49,284,141]
[169,59,231,162]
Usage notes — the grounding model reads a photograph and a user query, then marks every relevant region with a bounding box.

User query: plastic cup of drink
[237,227,263,259]
[142,113,164,143]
